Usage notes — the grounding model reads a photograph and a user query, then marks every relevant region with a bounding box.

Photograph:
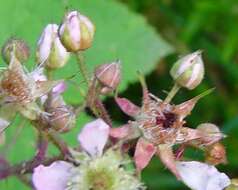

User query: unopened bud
[59,11,95,52]
[36,24,70,69]
[1,38,30,63]
[95,61,121,93]
[205,142,227,165]
[170,50,204,90]
[46,96,75,133]
[197,123,224,145]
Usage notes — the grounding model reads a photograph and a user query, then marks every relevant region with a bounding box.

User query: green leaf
[0,0,173,104]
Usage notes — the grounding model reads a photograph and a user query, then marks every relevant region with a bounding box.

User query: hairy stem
[35,132,48,161]
[45,129,70,157]
[87,79,112,126]
[76,52,90,86]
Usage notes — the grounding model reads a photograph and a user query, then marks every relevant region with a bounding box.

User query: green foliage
[0,0,172,189]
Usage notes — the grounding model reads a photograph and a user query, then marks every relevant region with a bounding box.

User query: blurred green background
[0,0,238,189]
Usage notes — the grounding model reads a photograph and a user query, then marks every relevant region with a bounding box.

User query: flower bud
[95,61,121,93]
[197,123,224,145]
[36,24,70,69]
[205,142,227,165]
[46,96,75,133]
[170,50,204,90]
[1,38,30,63]
[59,11,95,52]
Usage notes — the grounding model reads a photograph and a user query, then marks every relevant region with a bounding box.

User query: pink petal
[115,97,140,117]
[52,82,67,96]
[134,138,156,171]
[110,124,131,139]
[78,119,109,157]
[32,161,72,190]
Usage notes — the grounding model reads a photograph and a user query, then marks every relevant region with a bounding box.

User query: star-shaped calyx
[110,75,225,179]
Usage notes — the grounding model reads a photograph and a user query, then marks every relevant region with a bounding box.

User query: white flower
[176,161,230,190]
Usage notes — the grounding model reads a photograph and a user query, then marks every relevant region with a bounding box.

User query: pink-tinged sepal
[196,123,224,146]
[157,144,181,179]
[177,127,203,143]
[174,88,214,120]
[110,124,131,139]
[134,138,156,171]
[115,97,140,117]
[137,72,150,107]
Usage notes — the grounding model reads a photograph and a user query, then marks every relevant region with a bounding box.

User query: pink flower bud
[37,24,70,69]
[170,50,204,90]
[59,11,95,52]
[95,61,121,92]
[1,38,30,63]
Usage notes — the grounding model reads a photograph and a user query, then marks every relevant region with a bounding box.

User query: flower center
[156,112,177,128]
[87,168,114,190]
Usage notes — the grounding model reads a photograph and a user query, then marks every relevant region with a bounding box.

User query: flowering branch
[0,8,236,190]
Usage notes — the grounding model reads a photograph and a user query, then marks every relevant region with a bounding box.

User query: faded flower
[0,54,60,121]
[110,75,225,179]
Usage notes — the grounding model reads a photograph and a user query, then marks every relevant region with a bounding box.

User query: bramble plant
[0,9,237,190]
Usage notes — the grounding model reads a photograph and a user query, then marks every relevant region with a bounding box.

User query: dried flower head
[0,54,60,120]
[111,74,225,178]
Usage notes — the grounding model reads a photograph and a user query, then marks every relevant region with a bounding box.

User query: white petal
[32,161,72,190]
[37,24,58,63]
[176,161,230,190]
[78,119,109,157]
[67,11,81,47]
